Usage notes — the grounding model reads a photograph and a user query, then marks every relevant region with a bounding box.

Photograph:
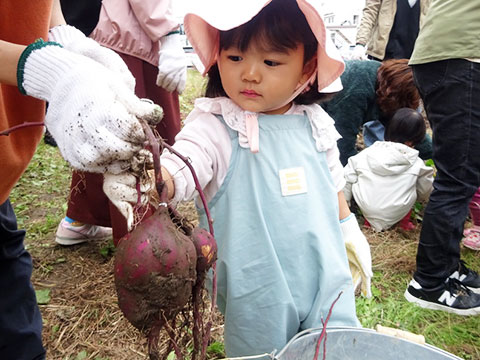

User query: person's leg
[463,187,480,250]
[55,171,112,245]
[405,59,480,314]
[398,210,415,231]
[0,199,46,360]
[413,59,480,286]
[468,187,480,225]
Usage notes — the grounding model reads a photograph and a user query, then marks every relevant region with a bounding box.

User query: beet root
[114,204,197,331]
[191,227,217,274]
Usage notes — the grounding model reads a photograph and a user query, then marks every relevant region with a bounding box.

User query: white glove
[103,169,155,230]
[48,25,135,90]
[340,214,373,298]
[156,33,187,93]
[19,40,163,174]
[352,44,367,60]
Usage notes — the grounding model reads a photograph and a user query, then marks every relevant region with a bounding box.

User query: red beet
[191,227,217,273]
[113,123,217,360]
[114,204,197,330]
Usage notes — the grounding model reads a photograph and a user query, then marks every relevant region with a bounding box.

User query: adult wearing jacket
[54,0,188,245]
[353,0,431,61]
[321,59,431,166]
[0,0,159,358]
[404,0,480,315]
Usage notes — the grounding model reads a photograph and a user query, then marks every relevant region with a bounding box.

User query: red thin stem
[162,143,214,237]
[141,122,167,203]
[0,121,45,136]
[313,291,343,360]
[161,142,218,358]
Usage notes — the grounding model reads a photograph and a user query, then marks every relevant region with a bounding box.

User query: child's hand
[340,214,373,298]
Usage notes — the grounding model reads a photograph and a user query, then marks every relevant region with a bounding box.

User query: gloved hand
[19,40,163,174]
[48,24,135,90]
[103,169,156,231]
[340,213,373,298]
[352,44,367,60]
[156,33,187,93]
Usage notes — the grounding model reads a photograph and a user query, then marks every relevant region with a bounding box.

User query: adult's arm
[0,0,66,86]
[0,40,24,86]
[355,0,381,46]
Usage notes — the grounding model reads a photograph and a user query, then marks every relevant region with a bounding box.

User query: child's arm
[103,112,231,227]
[416,162,434,201]
[338,190,351,221]
[342,158,359,203]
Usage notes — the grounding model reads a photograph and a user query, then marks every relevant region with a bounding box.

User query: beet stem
[141,121,168,203]
[313,291,343,360]
[162,142,218,353]
[0,121,45,136]
[162,143,214,237]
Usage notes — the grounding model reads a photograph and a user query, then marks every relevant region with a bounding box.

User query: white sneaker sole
[55,232,112,246]
[404,289,480,316]
[55,236,92,246]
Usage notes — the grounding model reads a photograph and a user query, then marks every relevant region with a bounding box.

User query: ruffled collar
[186,97,341,152]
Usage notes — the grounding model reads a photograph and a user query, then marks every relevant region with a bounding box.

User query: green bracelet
[17,39,63,95]
[166,30,180,36]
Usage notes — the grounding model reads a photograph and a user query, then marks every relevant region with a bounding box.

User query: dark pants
[412,59,480,288]
[0,199,45,360]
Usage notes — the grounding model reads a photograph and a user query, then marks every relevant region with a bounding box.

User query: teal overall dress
[199,112,360,357]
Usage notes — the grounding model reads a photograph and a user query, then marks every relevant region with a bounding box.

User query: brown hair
[376,59,420,120]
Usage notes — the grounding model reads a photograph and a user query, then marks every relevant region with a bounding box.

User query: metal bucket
[274,327,463,360]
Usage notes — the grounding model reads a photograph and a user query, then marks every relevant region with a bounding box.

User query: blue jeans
[412,59,480,288]
[0,199,45,360]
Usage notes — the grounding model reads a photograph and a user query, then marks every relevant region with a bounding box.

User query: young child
[343,108,434,232]
[106,0,369,356]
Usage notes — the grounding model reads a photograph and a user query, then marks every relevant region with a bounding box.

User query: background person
[321,58,431,166]
[343,108,434,232]
[404,0,480,315]
[54,0,188,245]
[462,188,480,251]
[352,0,431,61]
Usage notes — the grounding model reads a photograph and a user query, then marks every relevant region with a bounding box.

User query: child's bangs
[219,0,314,57]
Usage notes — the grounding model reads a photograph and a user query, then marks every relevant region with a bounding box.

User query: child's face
[217,42,312,114]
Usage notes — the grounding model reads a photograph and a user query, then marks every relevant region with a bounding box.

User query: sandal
[462,225,480,251]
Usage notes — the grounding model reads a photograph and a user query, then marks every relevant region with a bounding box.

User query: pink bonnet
[183,0,344,92]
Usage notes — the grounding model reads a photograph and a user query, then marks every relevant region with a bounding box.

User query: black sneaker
[404,278,480,316]
[43,129,57,147]
[449,260,480,293]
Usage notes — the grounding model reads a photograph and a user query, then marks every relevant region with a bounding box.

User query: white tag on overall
[279,167,308,196]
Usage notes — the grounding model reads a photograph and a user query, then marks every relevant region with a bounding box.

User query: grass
[9,68,480,359]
